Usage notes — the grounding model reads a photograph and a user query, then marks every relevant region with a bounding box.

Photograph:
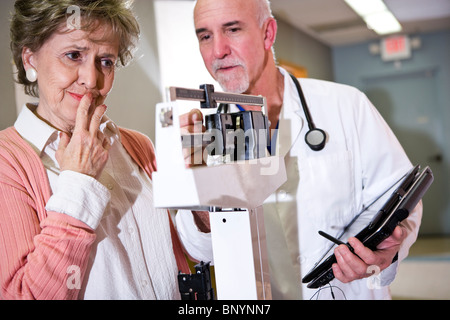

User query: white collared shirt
[14,104,180,300]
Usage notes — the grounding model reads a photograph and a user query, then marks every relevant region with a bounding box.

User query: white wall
[106,0,162,140]
[0,0,17,131]
[153,0,220,117]
[154,0,218,96]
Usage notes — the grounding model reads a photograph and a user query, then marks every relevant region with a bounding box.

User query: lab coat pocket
[299,151,356,231]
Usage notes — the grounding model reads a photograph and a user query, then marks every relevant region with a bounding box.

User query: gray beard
[217,73,250,94]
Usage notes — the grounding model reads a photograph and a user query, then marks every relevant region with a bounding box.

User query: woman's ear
[22,47,39,82]
[22,47,37,70]
[263,18,277,51]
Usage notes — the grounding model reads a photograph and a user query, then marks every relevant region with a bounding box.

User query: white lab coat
[176,67,422,300]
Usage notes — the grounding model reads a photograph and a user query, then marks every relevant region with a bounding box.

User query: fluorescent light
[344,0,387,16]
[364,11,402,35]
[344,0,402,35]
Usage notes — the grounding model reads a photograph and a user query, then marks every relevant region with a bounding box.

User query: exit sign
[381,35,411,61]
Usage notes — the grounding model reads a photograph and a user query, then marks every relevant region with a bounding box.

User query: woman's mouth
[68,92,84,102]
[68,92,100,102]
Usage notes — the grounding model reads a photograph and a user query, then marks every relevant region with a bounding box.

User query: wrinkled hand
[179,109,205,167]
[332,226,406,283]
[56,93,111,180]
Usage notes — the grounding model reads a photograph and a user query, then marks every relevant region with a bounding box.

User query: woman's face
[24,23,120,132]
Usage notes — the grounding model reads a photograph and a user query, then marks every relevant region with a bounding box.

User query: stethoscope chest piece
[305,128,326,151]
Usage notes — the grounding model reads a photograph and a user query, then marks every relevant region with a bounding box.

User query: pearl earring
[26,68,38,82]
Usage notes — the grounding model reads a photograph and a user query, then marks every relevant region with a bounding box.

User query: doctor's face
[24,23,119,132]
[194,0,268,94]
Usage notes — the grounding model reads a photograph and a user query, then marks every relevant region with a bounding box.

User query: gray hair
[255,0,276,59]
[256,0,274,27]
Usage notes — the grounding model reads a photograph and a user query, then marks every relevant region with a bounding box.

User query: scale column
[209,207,272,300]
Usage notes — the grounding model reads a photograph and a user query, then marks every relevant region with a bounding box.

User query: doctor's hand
[179,109,206,167]
[331,225,407,284]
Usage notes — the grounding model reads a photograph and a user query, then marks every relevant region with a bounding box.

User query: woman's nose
[78,61,101,89]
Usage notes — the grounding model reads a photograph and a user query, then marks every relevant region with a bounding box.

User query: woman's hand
[56,93,111,180]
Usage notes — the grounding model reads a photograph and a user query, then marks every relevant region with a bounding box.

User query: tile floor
[390,236,450,300]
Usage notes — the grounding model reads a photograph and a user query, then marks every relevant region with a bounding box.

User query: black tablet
[302,165,434,289]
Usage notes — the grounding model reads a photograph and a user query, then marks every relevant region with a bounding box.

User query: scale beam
[168,86,267,110]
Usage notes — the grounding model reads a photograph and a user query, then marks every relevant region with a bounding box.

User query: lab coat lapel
[276,70,305,157]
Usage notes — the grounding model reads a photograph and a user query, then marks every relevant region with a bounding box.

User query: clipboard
[302,165,434,289]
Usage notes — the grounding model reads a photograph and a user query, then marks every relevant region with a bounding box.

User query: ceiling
[271,0,450,46]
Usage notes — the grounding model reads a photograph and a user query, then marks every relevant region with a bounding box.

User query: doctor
[177,0,422,300]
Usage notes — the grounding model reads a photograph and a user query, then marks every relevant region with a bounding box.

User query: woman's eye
[101,59,114,68]
[66,51,82,61]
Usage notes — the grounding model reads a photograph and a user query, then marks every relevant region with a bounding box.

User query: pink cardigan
[0,127,189,300]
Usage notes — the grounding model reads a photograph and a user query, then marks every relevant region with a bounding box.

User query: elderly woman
[0,0,205,300]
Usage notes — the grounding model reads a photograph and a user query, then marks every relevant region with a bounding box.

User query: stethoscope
[218,73,327,153]
[289,73,327,152]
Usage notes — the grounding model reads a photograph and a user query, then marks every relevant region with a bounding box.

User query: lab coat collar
[276,67,305,157]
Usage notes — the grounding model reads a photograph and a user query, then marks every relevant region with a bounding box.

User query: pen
[318,231,356,255]
[318,231,346,246]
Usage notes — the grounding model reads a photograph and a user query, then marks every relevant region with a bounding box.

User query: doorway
[363,68,449,235]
